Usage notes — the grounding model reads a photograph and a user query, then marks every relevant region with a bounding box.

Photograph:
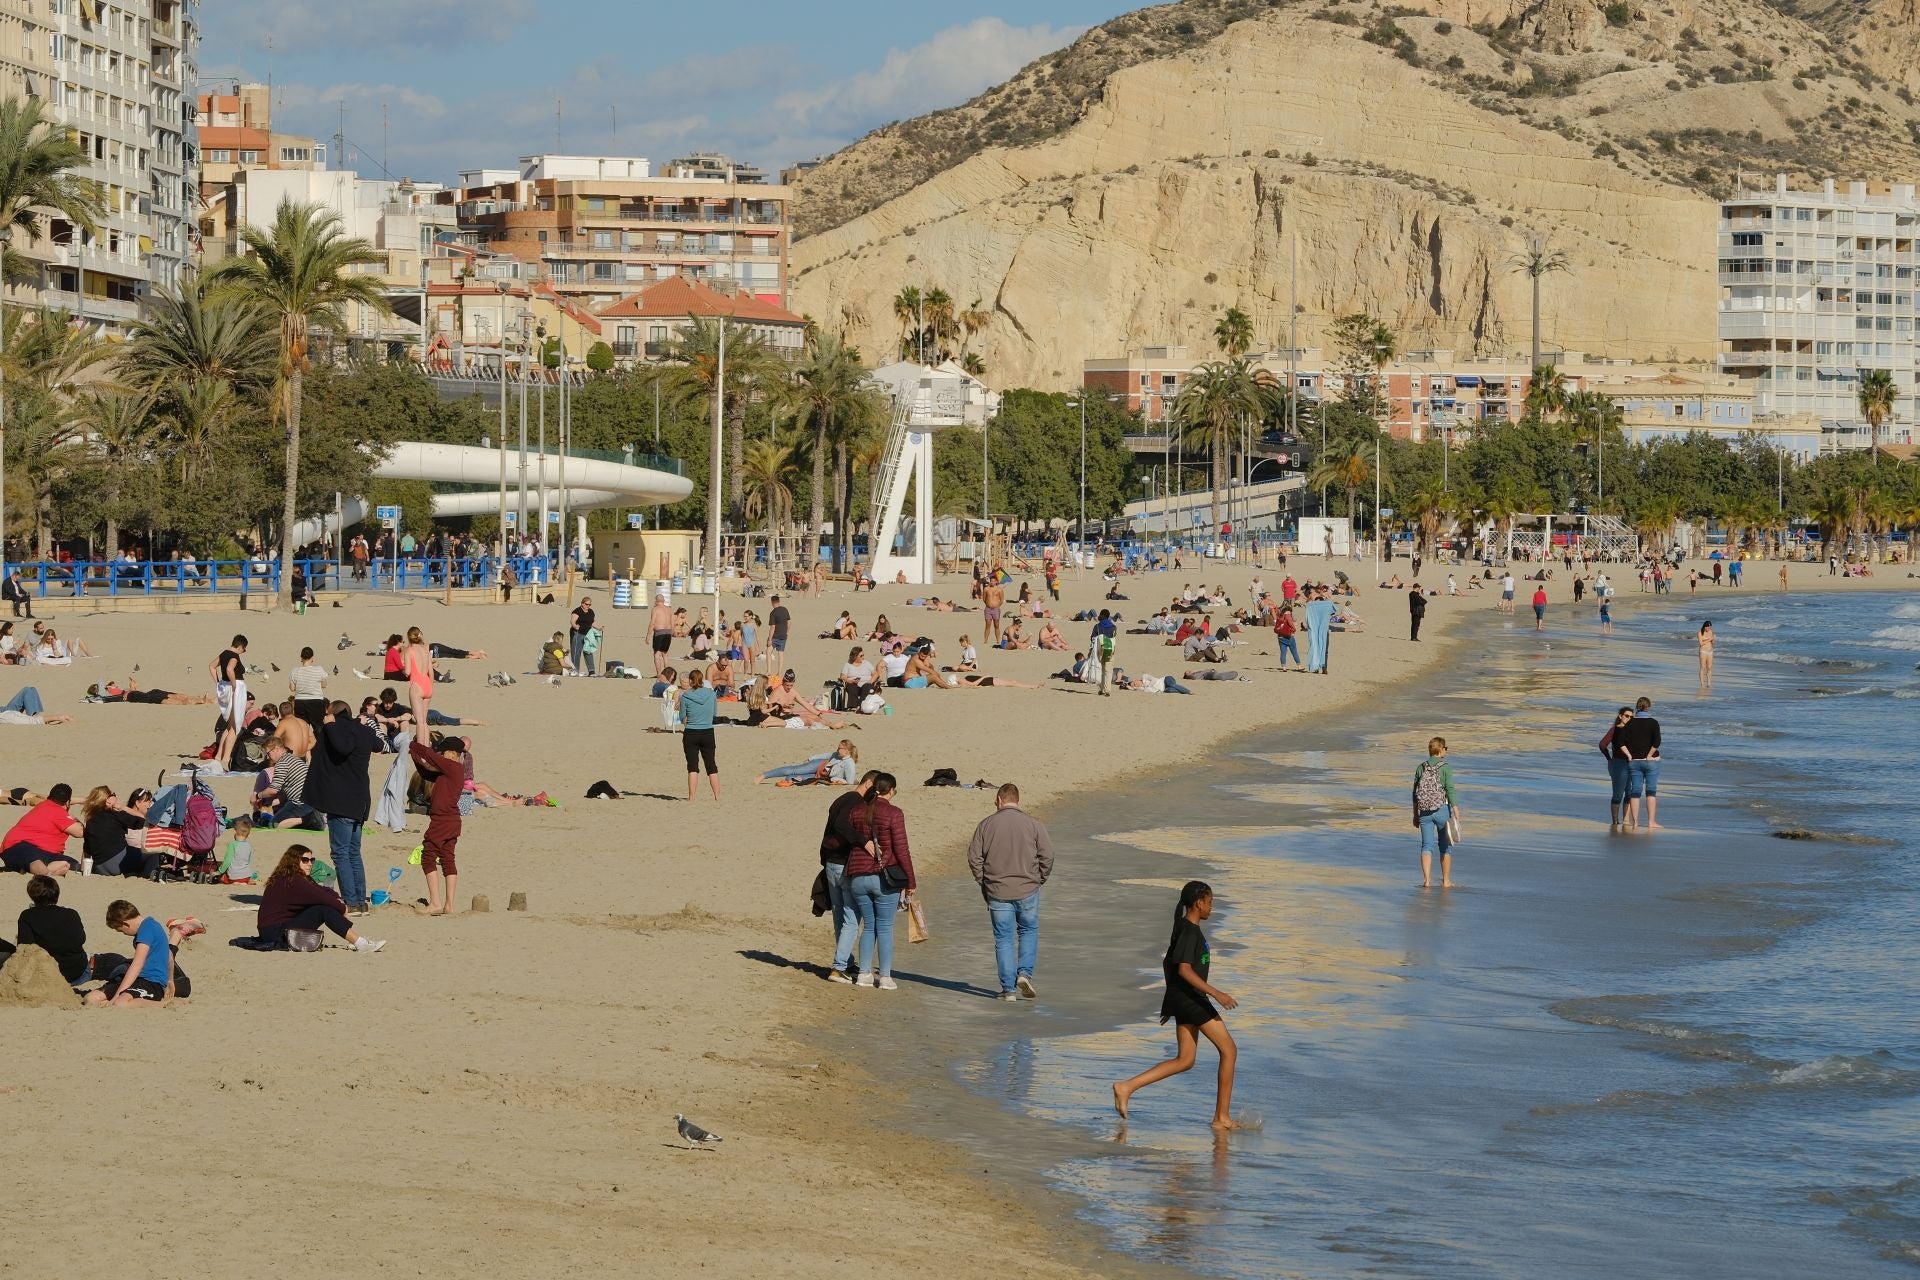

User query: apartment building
[196,83,321,253]
[444,152,790,314]
[0,0,198,328]
[594,275,805,362]
[1719,175,1919,452]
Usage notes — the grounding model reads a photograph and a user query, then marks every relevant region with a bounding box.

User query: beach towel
[374,730,414,833]
[1305,599,1334,673]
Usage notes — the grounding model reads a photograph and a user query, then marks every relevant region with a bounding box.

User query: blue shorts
[1501,591,1514,601]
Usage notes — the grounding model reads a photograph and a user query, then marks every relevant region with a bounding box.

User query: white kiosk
[866,361,998,586]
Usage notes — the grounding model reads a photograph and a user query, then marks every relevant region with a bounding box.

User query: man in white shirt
[1499,572,1516,613]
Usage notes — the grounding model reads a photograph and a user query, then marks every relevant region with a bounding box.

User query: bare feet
[1645,823,1665,831]
[1441,880,1455,889]
[1211,1116,1237,1131]
[1112,1083,1130,1119]
[1419,880,1431,889]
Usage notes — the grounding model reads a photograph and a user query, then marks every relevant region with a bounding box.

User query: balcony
[644,341,672,358]
[611,341,638,357]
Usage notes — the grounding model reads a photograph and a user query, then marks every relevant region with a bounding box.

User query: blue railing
[13,555,554,597]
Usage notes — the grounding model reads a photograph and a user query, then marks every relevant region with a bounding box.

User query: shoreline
[1,563,1915,1276]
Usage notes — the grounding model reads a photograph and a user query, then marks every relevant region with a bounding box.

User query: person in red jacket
[1,783,83,876]
[255,846,384,951]
[410,735,466,917]
[844,772,915,991]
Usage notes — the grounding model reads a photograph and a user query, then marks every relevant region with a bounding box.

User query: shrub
[586,342,614,372]
[1435,19,1453,33]
[1594,141,1617,157]
[1691,165,1713,183]
[1603,2,1631,26]
[1302,151,1320,166]
[1446,53,1465,68]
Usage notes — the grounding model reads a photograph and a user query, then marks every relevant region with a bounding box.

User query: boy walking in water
[1113,881,1238,1129]
[410,736,466,915]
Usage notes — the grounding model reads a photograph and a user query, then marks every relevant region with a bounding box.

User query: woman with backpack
[844,772,915,990]
[1414,737,1461,889]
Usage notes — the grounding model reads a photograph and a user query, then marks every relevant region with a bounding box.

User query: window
[650,326,667,342]
[592,262,615,280]
[592,230,613,248]
[1672,403,1685,417]
[204,148,229,164]
[238,149,260,165]
[279,147,309,162]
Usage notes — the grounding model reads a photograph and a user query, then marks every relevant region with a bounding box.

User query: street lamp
[496,282,510,564]
[517,308,530,538]
[536,320,549,556]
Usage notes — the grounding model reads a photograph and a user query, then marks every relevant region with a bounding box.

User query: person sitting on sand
[840,646,878,703]
[16,873,91,989]
[999,619,1033,651]
[708,653,741,699]
[867,614,895,644]
[823,612,857,641]
[897,648,941,688]
[1,784,83,875]
[954,637,978,672]
[1182,629,1226,664]
[84,900,203,1006]
[29,628,73,666]
[1051,652,1095,684]
[538,632,566,676]
[1036,620,1068,651]
[766,670,856,730]
[254,742,320,830]
[758,739,860,787]
[255,846,384,951]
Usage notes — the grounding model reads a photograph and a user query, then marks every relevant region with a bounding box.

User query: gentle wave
[1722,616,1785,631]
[1865,624,1920,652]
[1891,602,1920,620]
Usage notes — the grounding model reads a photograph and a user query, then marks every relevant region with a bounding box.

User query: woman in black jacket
[304,700,381,912]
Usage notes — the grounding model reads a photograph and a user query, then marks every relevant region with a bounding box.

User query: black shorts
[1,845,74,874]
[682,728,717,775]
[118,977,168,1002]
[127,688,169,704]
[652,632,672,654]
[1160,991,1219,1028]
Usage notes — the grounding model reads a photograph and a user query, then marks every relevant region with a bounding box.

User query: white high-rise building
[0,0,198,330]
[1719,175,1918,453]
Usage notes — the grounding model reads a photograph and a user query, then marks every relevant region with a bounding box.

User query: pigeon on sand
[675,1115,721,1151]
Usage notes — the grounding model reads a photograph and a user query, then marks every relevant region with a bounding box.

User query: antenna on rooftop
[556,97,563,151]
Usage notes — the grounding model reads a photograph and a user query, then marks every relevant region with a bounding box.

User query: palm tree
[163,375,250,487]
[1631,494,1682,555]
[958,298,990,362]
[123,278,276,390]
[790,333,869,568]
[1407,479,1455,561]
[1308,433,1377,526]
[0,96,105,570]
[1214,306,1254,358]
[208,198,387,608]
[1525,365,1569,420]
[664,315,782,531]
[740,437,801,557]
[1857,367,1896,462]
[1173,357,1272,530]
[72,388,156,559]
[892,286,922,362]
[923,288,955,362]
[961,352,986,378]
[1508,232,1571,372]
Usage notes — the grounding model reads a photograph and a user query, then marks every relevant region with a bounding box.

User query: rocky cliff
[789,0,1920,388]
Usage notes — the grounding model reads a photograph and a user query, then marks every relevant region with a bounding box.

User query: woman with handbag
[845,772,915,990]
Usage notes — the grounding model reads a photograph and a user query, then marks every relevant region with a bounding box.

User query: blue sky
[197,1,1131,184]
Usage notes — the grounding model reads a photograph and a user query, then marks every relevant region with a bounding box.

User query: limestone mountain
[789,0,1920,389]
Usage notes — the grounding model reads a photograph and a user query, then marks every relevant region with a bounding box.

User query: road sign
[548,511,562,525]
[503,511,517,529]
[1380,508,1395,518]
[375,504,400,530]
[626,514,643,529]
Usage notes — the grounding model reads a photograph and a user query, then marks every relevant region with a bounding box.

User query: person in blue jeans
[1612,695,1663,831]
[966,782,1054,1000]
[1413,737,1460,889]
[845,773,915,991]
[818,771,878,983]
[305,700,381,912]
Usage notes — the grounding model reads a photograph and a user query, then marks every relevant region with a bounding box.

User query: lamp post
[496,283,509,567]
[536,320,549,558]
[1373,435,1382,581]
[0,228,10,580]
[516,309,530,538]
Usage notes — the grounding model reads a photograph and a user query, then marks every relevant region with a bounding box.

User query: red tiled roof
[595,276,800,326]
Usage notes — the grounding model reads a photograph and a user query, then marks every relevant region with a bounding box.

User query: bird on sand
[675,1115,722,1151]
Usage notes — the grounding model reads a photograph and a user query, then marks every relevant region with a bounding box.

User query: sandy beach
[1,557,1912,1278]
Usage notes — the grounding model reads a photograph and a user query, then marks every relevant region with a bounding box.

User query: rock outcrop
[790,0,1920,389]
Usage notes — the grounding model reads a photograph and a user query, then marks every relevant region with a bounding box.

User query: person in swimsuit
[1697,620,1714,692]
[649,593,675,678]
[403,626,435,730]
[1112,880,1239,1130]
[981,576,1006,647]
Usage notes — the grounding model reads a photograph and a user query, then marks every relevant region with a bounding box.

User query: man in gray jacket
[966,782,1054,1001]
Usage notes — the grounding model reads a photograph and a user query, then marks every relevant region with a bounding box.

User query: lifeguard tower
[866,361,997,585]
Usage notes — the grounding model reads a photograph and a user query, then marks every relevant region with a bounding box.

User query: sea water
[967,587,1920,1278]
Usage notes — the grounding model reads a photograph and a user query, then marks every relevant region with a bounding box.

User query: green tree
[1172,358,1273,530]
[71,388,156,559]
[790,334,869,567]
[586,341,614,372]
[1328,313,1396,421]
[664,316,782,531]
[1309,432,1378,526]
[1857,367,1896,460]
[208,198,389,607]
[0,96,104,567]
[892,285,922,362]
[1524,365,1568,420]
[1214,306,1254,358]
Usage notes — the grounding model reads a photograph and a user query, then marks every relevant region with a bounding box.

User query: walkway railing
[14,555,555,597]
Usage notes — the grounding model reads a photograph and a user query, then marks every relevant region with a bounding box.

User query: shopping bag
[902,893,929,943]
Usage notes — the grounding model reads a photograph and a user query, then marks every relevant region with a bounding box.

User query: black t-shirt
[1615,716,1661,760]
[1159,918,1217,1026]
[217,649,242,682]
[17,903,87,982]
[572,605,596,635]
[769,606,791,643]
[1409,592,1426,617]
[82,808,144,861]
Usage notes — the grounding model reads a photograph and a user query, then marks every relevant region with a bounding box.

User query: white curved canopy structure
[292,441,692,544]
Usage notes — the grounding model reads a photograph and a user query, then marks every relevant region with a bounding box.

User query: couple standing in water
[1600,698,1663,831]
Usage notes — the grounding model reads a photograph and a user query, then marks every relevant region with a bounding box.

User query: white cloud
[771,18,1086,135]
[219,0,534,53]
